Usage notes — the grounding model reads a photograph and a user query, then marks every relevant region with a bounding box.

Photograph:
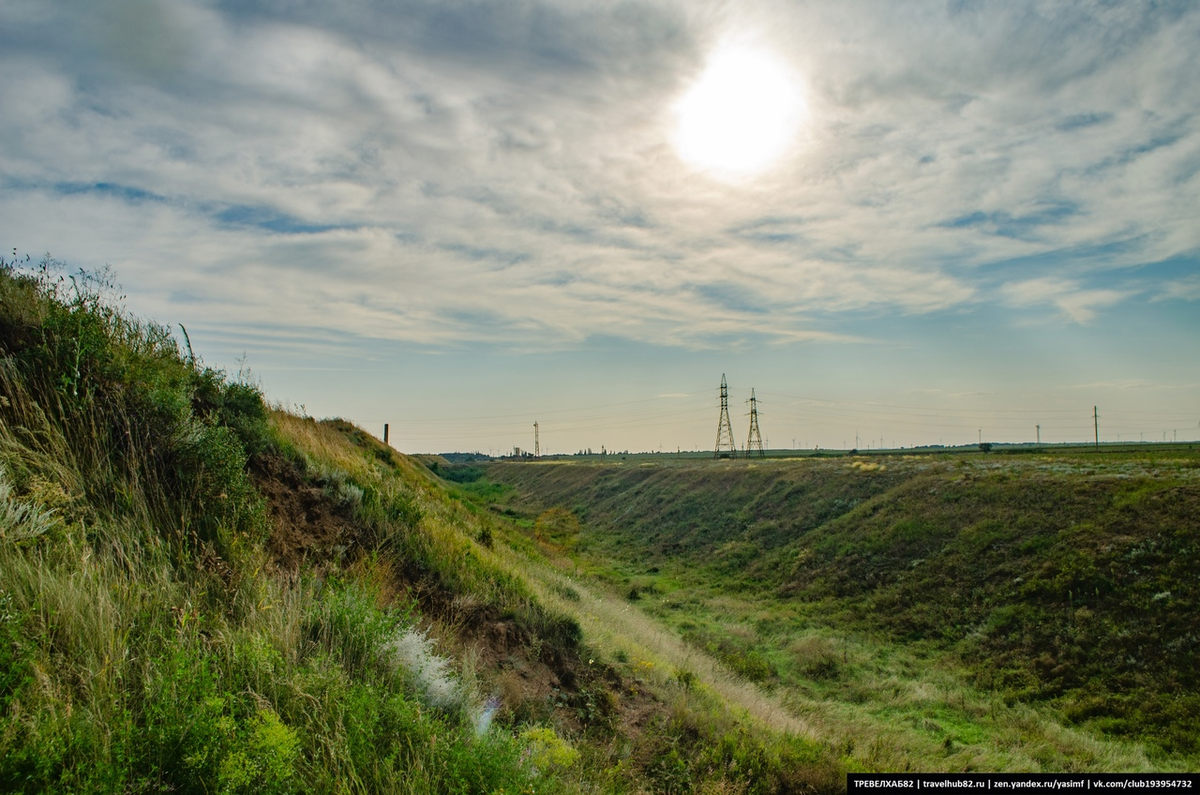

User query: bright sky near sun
[673,45,807,179]
[1,0,1198,453]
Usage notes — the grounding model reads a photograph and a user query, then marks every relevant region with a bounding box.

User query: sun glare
[673,46,806,180]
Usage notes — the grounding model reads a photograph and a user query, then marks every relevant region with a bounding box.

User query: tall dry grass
[0,257,565,793]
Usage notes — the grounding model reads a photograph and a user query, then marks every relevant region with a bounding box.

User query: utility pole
[534,421,540,458]
[746,389,765,458]
[1094,406,1099,448]
[714,374,737,458]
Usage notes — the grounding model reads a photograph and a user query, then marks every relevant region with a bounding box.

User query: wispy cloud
[1070,380,1200,391]
[0,0,1197,355]
[1000,277,1127,323]
[1154,277,1200,302]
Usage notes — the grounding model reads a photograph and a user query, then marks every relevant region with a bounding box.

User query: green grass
[0,257,573,793]
[481,453,1200,770]
[0,255,852,793]
[21,247,1188,789]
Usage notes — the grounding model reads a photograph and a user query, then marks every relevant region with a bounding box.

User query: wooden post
[384,423,389,446]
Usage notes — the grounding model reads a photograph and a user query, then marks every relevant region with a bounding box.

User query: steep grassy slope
[0,259,571,793]
[786,458,1200,752]
[483,455,1200,767]
[0,257,847,793]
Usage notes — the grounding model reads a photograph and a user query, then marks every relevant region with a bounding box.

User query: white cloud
[1155,277,1200,302]
[0,0,1197,353]
[1070,380,1200,391]
[1000,277,1127,323]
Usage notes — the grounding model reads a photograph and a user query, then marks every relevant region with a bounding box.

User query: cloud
[0,0,1197,354]
[1154,277,1200,302]
[1070,380,1200,391]
[1000,277,1126,323]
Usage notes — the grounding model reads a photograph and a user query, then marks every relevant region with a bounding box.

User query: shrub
[520,726,579,772]
[438,466,485,484]
[216,708,301,795]
[0,257,269,565]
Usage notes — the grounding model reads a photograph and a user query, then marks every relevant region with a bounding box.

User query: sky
[1,0,1198,454]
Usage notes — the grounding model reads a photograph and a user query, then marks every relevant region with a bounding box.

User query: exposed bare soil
[251,451,360,574]
[249,444,666,740]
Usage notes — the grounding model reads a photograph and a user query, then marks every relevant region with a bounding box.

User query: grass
[0,254,849,793]
[0,257,569,793]
[480,452,1200,771]
[15,248,1185,789]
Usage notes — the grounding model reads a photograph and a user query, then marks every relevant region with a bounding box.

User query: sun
[673,46,807,180]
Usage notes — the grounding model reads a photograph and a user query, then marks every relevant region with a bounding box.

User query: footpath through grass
[481,452,1200,772]
[0,255,854,793]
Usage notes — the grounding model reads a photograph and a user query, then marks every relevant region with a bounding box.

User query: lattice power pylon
[714,374,737,458]
[746,388,765,458]
[534,421,540,458]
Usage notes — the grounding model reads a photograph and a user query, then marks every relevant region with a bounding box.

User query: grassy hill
[5,253,1194,792]
[0,257,844,793]
[481,453,1200,770]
